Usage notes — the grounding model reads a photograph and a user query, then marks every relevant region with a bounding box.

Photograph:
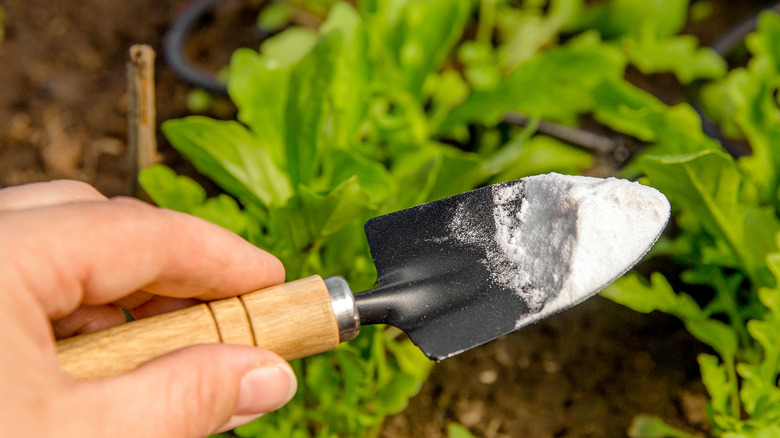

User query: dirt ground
[0,0,773,436]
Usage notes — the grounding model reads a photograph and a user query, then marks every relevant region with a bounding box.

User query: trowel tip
[510,173,670,328]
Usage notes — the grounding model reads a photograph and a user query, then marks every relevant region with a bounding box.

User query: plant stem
[726,358,740,419]
[476,0,496,45]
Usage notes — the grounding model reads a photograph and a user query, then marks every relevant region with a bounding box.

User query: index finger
[0,197,285,319]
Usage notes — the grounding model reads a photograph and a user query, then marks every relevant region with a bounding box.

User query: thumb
[65,344,297,438]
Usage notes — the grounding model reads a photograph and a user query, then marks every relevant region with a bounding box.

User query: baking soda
[450,173,670,328]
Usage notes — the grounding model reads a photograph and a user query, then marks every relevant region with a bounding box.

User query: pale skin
[0,180,297,437]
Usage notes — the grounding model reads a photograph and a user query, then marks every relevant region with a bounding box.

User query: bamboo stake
[126,44,160,197]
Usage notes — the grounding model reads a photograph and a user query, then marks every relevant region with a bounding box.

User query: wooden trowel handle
[57,275,358,380]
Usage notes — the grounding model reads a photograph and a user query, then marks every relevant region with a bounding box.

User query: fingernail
[234,365,297,416]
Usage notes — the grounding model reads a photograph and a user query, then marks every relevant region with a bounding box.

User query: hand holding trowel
[58,173,670,379]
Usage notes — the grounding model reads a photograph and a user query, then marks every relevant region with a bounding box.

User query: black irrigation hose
[163,0,229,95]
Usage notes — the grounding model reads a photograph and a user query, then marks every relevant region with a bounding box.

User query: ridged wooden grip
[57,276,339,380]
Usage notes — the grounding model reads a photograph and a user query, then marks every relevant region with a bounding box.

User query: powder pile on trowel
[450,173,670,327]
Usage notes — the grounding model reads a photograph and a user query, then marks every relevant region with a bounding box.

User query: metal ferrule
[324,276,360,342]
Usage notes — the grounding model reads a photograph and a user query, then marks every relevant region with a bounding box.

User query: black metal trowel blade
[353,174,670,361]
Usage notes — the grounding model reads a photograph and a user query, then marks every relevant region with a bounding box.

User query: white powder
[450,173,670,328]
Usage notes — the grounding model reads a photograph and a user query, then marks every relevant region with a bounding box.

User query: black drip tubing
[163,0,229,95]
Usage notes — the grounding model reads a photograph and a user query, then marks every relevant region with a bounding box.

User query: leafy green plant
[142,1,596,436]
[140,0,741,435]
[602,11,780,438]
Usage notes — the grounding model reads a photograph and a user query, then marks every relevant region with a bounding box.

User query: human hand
[0,180,297,437]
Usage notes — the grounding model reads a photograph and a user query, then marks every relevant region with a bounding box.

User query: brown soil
[381,297,709,438]
[0,0,773,437]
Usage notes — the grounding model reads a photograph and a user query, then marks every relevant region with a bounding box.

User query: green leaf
[728,427,780,438]
[458,41,501,90]
[190,195,248,236]
[256,2,294,32]
[228,49,289,164]
[359,0,471,98]
[396,0,472,96]
[639,150,779,286]
[699,353,732,416]
[567,0,689,39]
[428,70,470,132]
[480,118,539,177]
[700,76,744,136]
[285,32,341,187]
[592,78,666,141]
[138,164,207,212]
[593,79,719,153]
[686,318,738,360]
[601,273,703,319]
[369,91,430,146]
[389,148,442,208]
[623,33,726,84]
[386,337,434,382]
[496,0,579,72]
[425,146,484,201]
[746,12,780,74]
[628,415,700,438]
[303,355,341,406]
[320,2,372,146]
[760,251,780,314]
[374,372,420,415]
[487,134,594,183]
[162,117,292,208]
[447,423,477,438]
[260,27,319,68]
[318,222,377,286]
[391,143,483,207]
[321,149,396,204]
[299,177,377,238]
[138,165,247,235]
[443,31,627,128]
[746,317,780,382]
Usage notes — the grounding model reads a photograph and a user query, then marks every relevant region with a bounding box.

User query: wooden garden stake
[126,44,160,197]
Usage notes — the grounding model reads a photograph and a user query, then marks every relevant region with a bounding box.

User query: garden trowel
[58,173,670,379]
